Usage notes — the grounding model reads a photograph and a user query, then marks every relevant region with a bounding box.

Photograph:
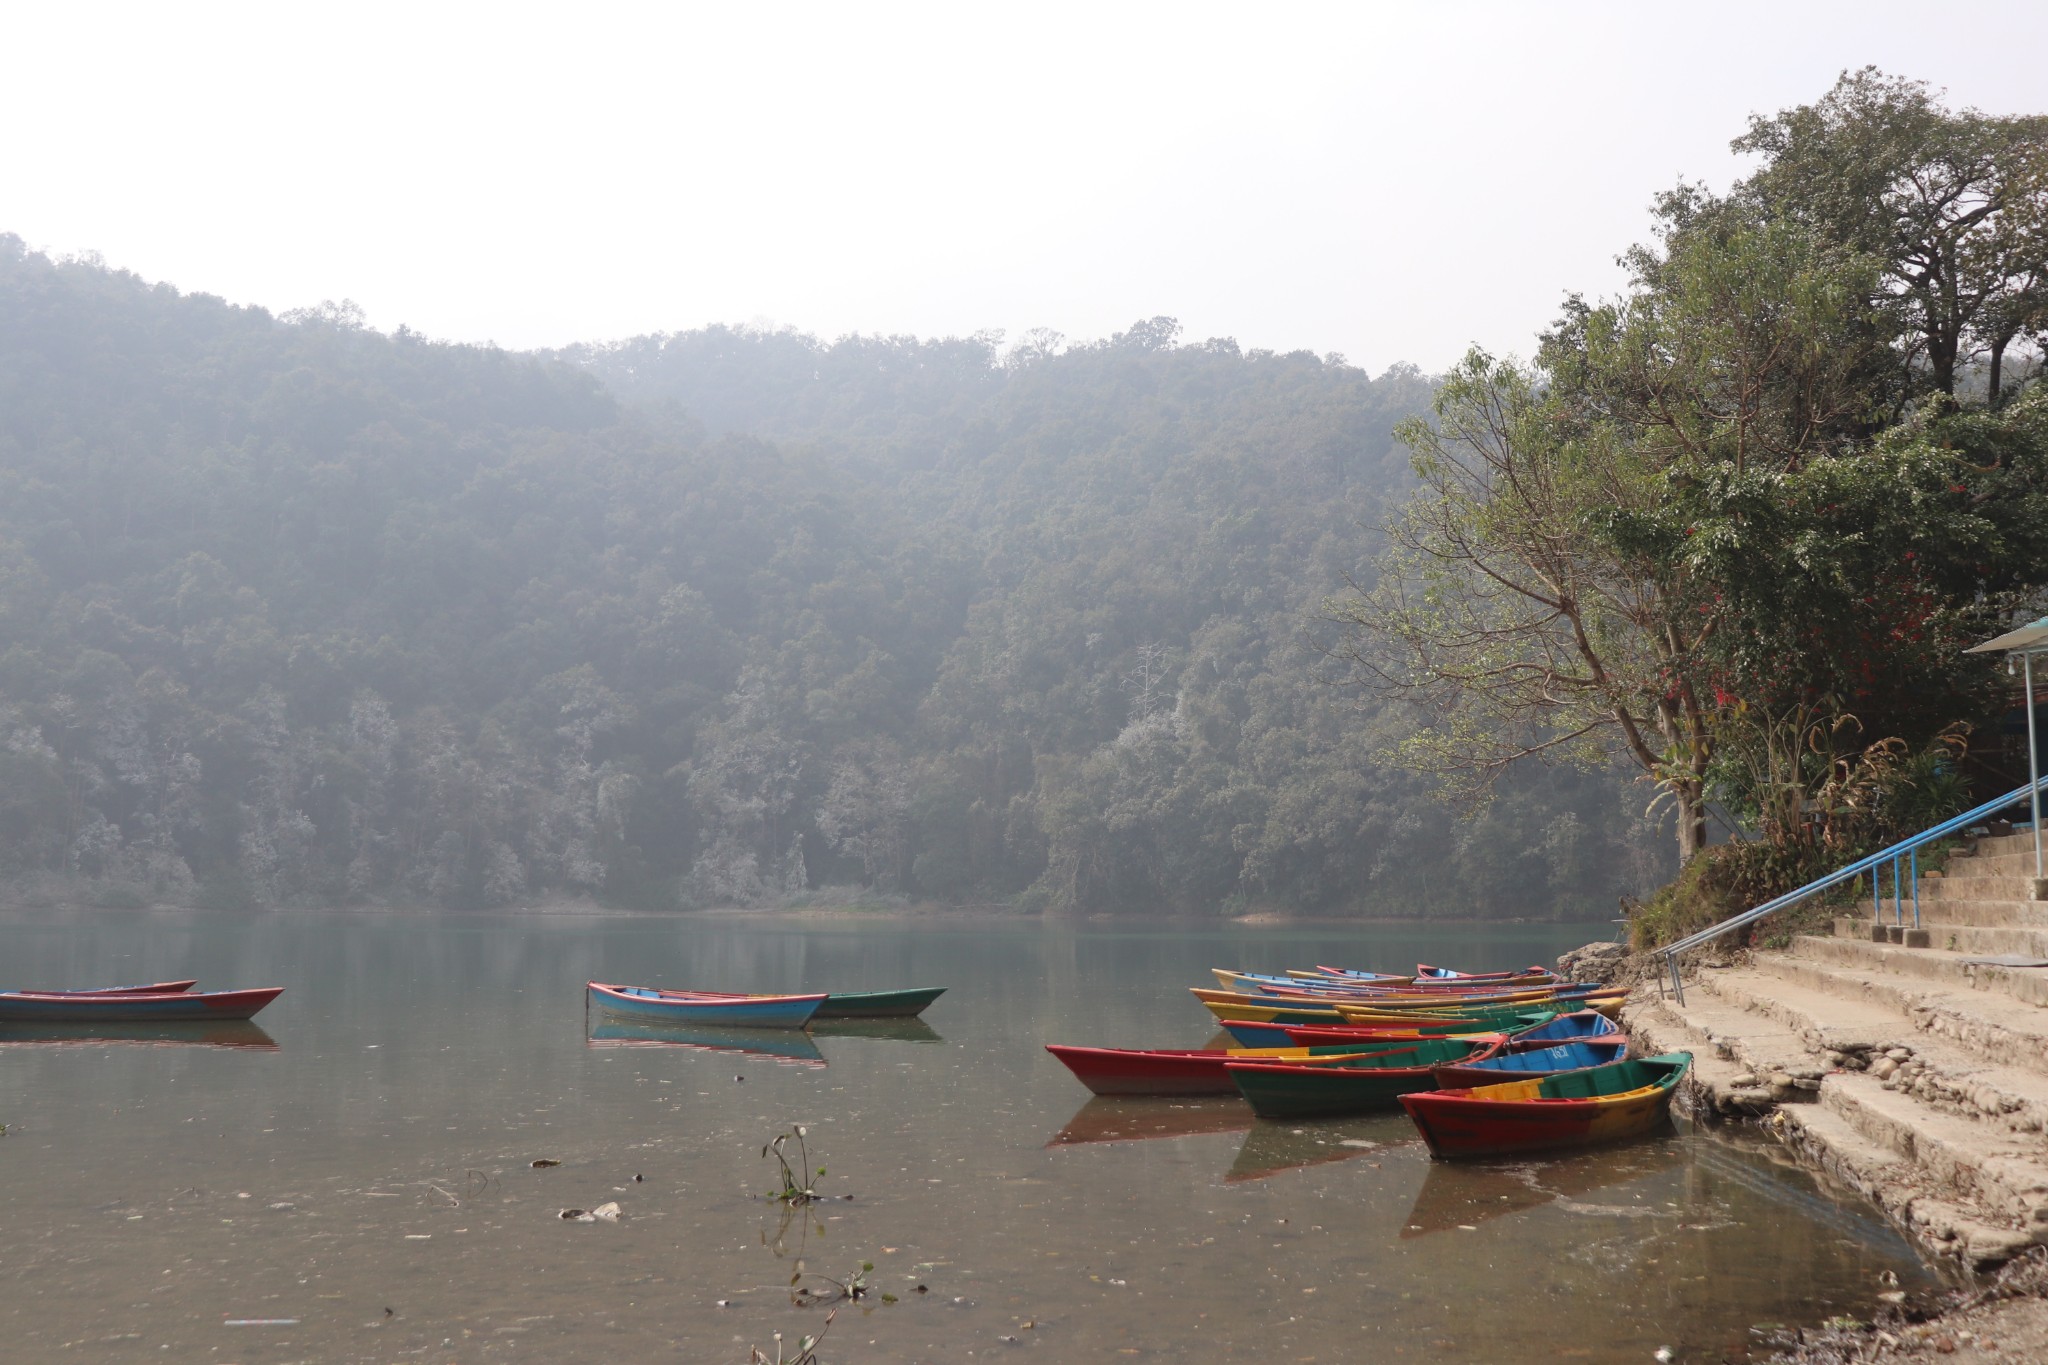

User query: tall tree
[1734,68,2048,403]
[1335,207,1885,861]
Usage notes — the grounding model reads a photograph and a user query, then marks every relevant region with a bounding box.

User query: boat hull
[1399,1053,1692,1158]
[1431,1038,1628,1088]
[2,980,199,996]
[1046,1039,1443,1097]
[0,987,281,1022]
[811,987,946,1019]
[1222,1011,1558,1048]
[1226,1038,1504,1119]
[586,983,825,1029]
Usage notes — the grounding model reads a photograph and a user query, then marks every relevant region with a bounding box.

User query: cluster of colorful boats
[1047,963,1691,1158]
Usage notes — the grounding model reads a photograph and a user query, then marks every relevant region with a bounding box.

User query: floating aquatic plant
[763,1126,826,1204]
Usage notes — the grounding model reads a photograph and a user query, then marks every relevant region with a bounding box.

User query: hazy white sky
[5,2,2044,372]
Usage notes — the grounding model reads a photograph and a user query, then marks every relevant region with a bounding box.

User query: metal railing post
[1910,845,1919,927]
[2029,652,2043,881]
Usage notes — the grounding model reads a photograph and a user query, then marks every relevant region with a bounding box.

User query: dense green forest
[0,238,1662,919]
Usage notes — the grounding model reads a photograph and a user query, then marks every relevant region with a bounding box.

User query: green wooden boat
[812,987,946,1019]
[1226,1037,1501,1120]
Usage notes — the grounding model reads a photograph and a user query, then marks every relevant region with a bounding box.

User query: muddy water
[0,910,1945,1363]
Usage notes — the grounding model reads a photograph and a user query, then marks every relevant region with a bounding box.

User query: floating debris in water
[530,1158,561,1168]
[560,1202,621,1223]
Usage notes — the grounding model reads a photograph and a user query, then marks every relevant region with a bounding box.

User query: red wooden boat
[0,986,282,1022]
[1045,1039,1433,1096]
[2,980,198,996]
[1398,1053,1692,1158]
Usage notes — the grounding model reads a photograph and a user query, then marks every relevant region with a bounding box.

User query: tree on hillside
[1332,207,1886,861]
[1735,68,2048,404]
[1334,73,2048,868]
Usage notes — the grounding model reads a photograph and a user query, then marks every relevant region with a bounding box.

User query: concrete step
[1968,833,2040,858]
[1846,898,2048,929]
[1922,874,2044,902]
[1621,999,1782,1118]
[1752,953,2048,1082]
[1820,1073,2048,1238]
[1790,935,2048,1008]
[1626,992,1820,1103]
[1939,849,2046,877]
[1695,964,2048,1138]
[1835,917,2048,958]
[1775,1100,2040,1267]
[1694,964,1917,1052]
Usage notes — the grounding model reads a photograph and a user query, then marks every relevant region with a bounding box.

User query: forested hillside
[0,237,1662,918]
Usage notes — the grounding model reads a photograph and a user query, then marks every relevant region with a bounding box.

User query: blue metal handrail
[1658,776,2048,1004]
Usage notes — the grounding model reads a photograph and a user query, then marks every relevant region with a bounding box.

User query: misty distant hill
[0,237,1662,917]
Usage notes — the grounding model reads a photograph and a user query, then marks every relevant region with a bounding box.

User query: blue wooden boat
[586,982,825,1029]
[1432,1038,1629,1088]
[1506,1010,1620,1048]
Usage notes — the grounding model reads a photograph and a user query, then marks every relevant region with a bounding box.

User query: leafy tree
[1735,68,2048,403]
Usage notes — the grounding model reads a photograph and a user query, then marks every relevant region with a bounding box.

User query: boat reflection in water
[807,1016,945,1044]
[1399,1132,1687,1236]
[585,1020,827,1067]
[1225,1115,1419,1183]
[1047,1095,1251,1148]
[0,1020,279,1050]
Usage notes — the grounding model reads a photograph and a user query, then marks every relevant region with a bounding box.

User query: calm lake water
[0,909,1945,1364]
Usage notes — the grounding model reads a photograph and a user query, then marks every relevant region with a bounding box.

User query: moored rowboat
[812,987,946,1019]
[0,986,282,1022]
[1399,1053,1693,1158]
[1220,1010,1559,1049]
[2,980,198,996]
[1504,1011,1620,1049]
[1046,1036,1492,1097]
[586,982,825,1029]
[1430,1038,1629,1089]
[1225,1037,1506,1119]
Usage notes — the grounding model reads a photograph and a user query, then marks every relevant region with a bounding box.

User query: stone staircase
[1626,831,2048,1268]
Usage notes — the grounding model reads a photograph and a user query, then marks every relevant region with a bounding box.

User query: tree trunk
[1674,785,1708,864]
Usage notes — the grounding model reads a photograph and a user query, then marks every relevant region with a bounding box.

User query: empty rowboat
[1046,1037,1471,1097]
[811,987,946,1019]
[2,980,198,996]
[1430,1038,1629,1089]
[586,983,826,1029]
[1225,1037,1506,1120]
[0,986,282,1022]
[1399,1053,1693,1158]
